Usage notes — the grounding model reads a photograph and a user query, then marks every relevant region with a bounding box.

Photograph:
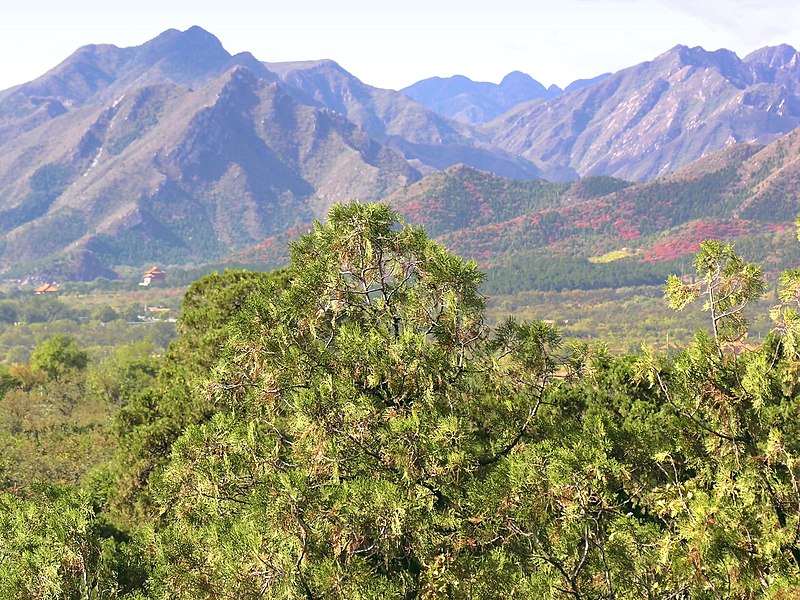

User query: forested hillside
[367,132,800,297]
[4,203,800,597]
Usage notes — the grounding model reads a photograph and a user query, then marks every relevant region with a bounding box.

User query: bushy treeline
[483,253,691,294]
[5,204,800,598]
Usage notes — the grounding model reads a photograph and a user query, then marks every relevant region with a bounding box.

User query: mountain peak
[499,71,535,86]
[652,44,746,84]
[186,25,216,37]
[135,28,277,84]
[499,71,548,95]
[141,25,230,59]
[563,73,610,94]
[744,44,799,69]
[659,44,738,67]
[148,25,223,48]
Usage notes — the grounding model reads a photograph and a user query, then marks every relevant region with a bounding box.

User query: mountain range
[2,26,800,282]
[401,72,609,124]
[487,44,800,181]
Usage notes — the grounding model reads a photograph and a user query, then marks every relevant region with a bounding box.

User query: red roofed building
[139,266,166,287]
[33,283,59,294]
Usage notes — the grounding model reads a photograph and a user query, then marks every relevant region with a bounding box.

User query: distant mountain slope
[379,129,800,276]
[0,59,420,277]
[400,72,613,126]
[488,44,800,181]
[400,72,559,124]
[265,60,544,179]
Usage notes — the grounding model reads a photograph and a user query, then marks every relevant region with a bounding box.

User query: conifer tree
[146,204,572,597]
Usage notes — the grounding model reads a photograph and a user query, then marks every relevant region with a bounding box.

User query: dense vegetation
[0,291,179,364]
[4,203,800,597]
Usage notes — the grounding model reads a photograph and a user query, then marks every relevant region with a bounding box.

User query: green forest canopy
[3,203,800,598]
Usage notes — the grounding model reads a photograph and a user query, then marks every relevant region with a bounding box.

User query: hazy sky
[1,0,798,91]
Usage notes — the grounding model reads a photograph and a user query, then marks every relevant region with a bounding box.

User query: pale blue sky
[1,0,798,91]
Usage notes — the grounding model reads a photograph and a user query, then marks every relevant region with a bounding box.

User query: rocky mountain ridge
[487,43,800,181]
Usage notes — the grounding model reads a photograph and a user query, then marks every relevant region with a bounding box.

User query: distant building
[33,283,59,294]
[137,306,175,322]
[139,266,166,287]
